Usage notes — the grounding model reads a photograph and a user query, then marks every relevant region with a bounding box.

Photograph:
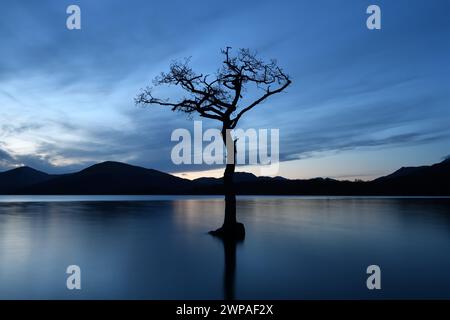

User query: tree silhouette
[136,47,291,239]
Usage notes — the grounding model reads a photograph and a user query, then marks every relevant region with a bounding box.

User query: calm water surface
[0,196,449,299]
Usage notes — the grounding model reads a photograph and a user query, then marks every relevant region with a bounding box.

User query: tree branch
[135,47,292,128]
[230,78,291,128]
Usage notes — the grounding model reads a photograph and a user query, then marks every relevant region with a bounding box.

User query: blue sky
[0,0,449,180]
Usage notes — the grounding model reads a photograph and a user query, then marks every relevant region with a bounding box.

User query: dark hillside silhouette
[0,158,449,196]
[0,166,53,194]
[369,158,450,195]
[15,161,193,195]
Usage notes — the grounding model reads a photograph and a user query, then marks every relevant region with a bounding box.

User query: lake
[0,196,449,299]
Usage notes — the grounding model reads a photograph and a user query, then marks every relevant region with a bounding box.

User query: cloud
[0,148,15,167]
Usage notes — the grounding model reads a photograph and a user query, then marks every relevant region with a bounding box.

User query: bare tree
[136,47,291,239]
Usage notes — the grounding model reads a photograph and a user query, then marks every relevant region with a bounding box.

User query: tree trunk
[223,127,237,227]
[209,125,245,240]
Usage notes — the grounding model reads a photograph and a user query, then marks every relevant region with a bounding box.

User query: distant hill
[0,167,54,193]
[0,159,449,195]
[370,158,450,195]
[14,161,193,195]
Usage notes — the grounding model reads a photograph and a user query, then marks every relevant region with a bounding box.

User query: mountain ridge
[0,159,449,195]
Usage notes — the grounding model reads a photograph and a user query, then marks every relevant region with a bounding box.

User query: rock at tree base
[209,222,245,241]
